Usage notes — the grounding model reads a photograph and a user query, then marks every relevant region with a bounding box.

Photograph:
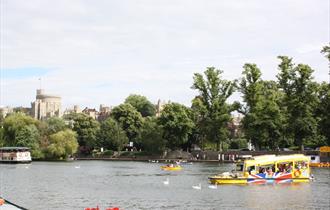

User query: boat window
[294,161,308,170]
[247,165,256,174]
[277,162,293,173]
[256,164,275,175]
[236,164,244,171]
[311,156,316,160]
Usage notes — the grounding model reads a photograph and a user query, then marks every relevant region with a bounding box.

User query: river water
[0,161,329,210]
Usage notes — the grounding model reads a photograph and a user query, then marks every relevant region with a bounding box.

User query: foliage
[15,124,43,158]
[191,67,236,151]
[66,113,100,152]
[45,129,78,159]
[158,103,194,150]
[316,82,330,145]
[3,113,40,146]
[239,64,285,150]
[97,117,128,151]
[46,117,67,135]
[229,138,248,149]
[111,103,144,142]
[125,94,156,117]
[136,117,166,154]
[277,57,319,149]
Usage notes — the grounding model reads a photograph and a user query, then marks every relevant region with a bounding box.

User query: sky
[0,0,329,110]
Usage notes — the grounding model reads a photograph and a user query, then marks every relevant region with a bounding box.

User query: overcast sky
[1,0,329,109]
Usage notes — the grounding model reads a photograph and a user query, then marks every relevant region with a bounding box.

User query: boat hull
[161,166,182,171]
[209,172,310,185]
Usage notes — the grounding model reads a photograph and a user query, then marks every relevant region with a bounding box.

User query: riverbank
[75,150,319,163]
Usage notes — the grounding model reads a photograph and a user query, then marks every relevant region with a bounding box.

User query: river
[0,161,329,210]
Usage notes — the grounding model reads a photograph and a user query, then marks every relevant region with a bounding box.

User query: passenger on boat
[267,167,273,176]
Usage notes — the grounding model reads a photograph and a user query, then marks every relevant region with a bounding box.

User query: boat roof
[0,147,30,150]
[244,154,310,166]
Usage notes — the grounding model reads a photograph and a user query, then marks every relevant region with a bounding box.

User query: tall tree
[67,113,100,153]
[240,64,285,150]
[97,117,128,151]
[125,94,156,117]
[277,57,319,150]
[111,103,144,143]
[158,103,194,150]
[191,67,236,151]
[136,117,166,154]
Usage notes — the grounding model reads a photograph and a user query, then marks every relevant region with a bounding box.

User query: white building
[31,89,62,120]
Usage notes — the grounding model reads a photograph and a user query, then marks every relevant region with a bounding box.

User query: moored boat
[209,154,311,184]
[0,147,32,164]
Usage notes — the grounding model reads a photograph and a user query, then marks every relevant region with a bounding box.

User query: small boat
[161,164,182,171]
[209,154,312,185]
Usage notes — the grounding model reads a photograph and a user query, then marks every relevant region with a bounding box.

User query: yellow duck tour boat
[209,154,312,185]
[161,164,182,171]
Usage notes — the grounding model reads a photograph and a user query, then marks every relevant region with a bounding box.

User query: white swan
[74,165,81,169]
[208,184,217,189]
[163,178,169,185]
[192,183,201,190]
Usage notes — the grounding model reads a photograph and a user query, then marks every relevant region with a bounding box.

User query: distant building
[0,106,13,118]
[82,107,98,119]
[228,114,243,138]
[98,104,111,121]
[63,105,82,116]
[31,89,62,120]
[156,99,167,117]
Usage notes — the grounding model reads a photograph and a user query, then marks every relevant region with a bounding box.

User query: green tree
[111,103,144,142]
[46,117,67,135]
[277,57,319,150]
[45,129,78,159]
[136,117,166,154]
[3,113,39,146]
[97,117,128,151]
[124,94,156,117]
[158,103,194,150]
[15,124,43,158]
[239,64,285,150]
[191,67,236,151]
[67,113,100,153]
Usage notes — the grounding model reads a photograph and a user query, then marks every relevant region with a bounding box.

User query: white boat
[0,147,32,163]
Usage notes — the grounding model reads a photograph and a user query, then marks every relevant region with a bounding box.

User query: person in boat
[267,167,273,176]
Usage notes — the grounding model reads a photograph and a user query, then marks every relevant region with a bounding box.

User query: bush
[103,150,114,156]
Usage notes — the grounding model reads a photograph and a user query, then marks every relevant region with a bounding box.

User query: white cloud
[1,0,329,109]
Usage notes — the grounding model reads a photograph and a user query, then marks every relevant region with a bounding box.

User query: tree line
[0,46,329,159]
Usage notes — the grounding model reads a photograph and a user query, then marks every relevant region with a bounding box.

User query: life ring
[0,198,4,205]
[294,170,301,177]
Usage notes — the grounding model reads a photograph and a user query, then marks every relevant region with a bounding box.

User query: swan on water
[208,184,217,189]
[192,183,201,190]
[163,178,169,185]
[75,165,81,169]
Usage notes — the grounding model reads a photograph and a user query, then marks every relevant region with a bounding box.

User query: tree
[191,67,236,151]
[239,64,285,150]
[3,113,39,146]
[277,57,319,150]
[124,94,156,117]
[45,129,78,159]
[46,117,67,135]
[97,117,128,151]
[158,103,194,150]
[136,117,166,154]
[111,103,144,142]
[15,124,43,158]
[67,113,100,153]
